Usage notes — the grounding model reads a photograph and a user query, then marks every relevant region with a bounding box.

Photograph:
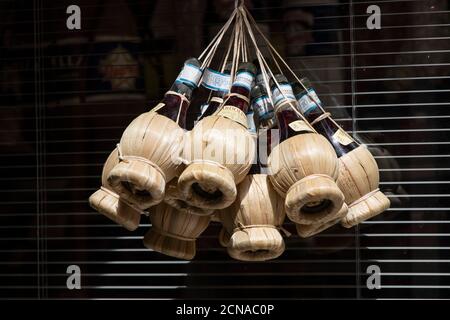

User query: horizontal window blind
[1,0,449,299]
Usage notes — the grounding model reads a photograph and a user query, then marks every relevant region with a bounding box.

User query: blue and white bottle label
[252,95,274,120]
[297,88,322,114]
[176,63,203,88]
[201,68,231,92]
[233,71,254,91]
[272,84,295,106]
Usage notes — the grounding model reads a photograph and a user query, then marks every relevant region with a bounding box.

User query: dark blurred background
[0,0,449,299]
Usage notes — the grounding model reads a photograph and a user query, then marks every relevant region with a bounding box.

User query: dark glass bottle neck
[155,92,190,129]
[251,95,274,128]
[225,84,251,113]
[312,117,359,157]
[276,103,313,142]
[295,88,325,123]
[198,96,223,120]
[296,88,359,156]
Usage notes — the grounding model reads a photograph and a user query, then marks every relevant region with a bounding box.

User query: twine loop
[349,188,380,208]
[310,112,331,126]
[151,226,196,242]
[233,222,292,237]
[164,91,190,125]
[116,144,167,182]
[223,92,250,105]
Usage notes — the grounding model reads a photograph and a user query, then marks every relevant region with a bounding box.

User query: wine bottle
[270,74,314,142]
[177,62,257,210]
[292,78,359,157]
[292,78,390,228]
[155,57,202,129]
[216,62,256,127]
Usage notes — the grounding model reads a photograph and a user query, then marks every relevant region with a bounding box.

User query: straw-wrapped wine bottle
[267,74,347,226]
[162,64,233,219]
[177,62,257,210]
[219,174,285,261]
[292,78,390,228]
[89,149,142,231]
[143,202,210,260]
[107,58,202,209]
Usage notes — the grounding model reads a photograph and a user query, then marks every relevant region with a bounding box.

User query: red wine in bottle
[216,62,256,127]
[292,78,359,157]
[198,63,232,120]
[155,57,202,129]
[271,74,314,143]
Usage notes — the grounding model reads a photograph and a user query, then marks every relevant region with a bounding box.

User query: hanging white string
[198,8,237,61]
[198,9,238,69]
[242,6,328,118]
[239,7,315,131]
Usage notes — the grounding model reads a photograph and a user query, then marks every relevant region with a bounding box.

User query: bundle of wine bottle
[88,6,390,261]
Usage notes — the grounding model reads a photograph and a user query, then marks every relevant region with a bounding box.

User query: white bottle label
[272,84,295,106]
[201,68,231,92]
[297,89,321,114]
[288,120,314,133]
[176,63,203,88]
[333,128,355,146]
[233,71,254,91]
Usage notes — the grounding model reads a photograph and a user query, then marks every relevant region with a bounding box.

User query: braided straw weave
[337,145,390,228]
[178,115,256,210]
[107,111,185,209]
[89,149,142,231]
[219,174,285,261]
[143,202,211,260]
[295,203,348,238]
[268,133,346,225]
[164,179,214,216]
